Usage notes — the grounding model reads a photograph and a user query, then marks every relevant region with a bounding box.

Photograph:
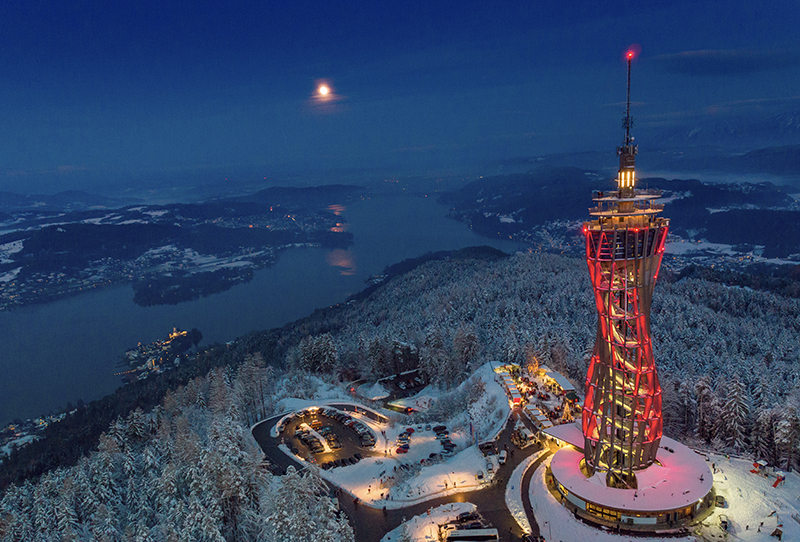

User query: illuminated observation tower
[542,52,714,529]
[580,51,668,489]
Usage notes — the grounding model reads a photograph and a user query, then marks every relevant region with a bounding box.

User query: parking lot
[377,369,427,402]
[277,406,379,470]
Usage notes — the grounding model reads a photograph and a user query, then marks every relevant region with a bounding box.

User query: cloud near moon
[310,81,345,112]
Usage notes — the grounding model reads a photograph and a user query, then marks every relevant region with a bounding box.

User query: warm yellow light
[319,85,329,96]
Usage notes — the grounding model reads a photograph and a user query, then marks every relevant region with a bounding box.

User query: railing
[588,202,665,216]
[592,189,663,199]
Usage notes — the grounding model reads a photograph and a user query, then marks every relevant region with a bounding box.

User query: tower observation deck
[581,51,669,489]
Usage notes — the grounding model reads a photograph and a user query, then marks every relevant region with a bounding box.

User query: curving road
[252,407,547,542]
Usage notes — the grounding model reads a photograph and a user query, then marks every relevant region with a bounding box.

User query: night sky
[1,1,799,194]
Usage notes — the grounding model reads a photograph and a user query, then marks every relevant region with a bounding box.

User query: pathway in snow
[505,449,547,533]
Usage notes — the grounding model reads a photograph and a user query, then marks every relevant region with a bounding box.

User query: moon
[319,85,329,96]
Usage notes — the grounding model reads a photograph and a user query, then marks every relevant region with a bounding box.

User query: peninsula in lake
[0,185,359,310]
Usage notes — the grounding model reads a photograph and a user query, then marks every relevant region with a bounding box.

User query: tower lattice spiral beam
[581,50,669,489]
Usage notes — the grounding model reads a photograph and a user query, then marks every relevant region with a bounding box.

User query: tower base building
[544,423,714,529]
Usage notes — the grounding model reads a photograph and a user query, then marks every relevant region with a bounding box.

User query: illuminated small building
[545,51,713,530]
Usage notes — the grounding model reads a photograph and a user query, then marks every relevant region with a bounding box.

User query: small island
[117,327,203,383]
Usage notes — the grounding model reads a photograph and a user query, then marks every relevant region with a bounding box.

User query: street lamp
[543,520,551,540]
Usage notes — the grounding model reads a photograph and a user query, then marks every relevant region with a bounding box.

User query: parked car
[457,512,479,522]
[396,447,408,454]
[499,450,508,464]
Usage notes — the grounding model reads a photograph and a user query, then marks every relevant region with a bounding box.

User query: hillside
[2,249,800,539]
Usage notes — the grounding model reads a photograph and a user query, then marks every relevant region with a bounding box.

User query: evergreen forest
[2,249,799,540]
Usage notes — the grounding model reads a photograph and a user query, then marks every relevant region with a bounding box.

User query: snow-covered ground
[136,245,263,274]
[385,445,496,504]
[666,239,799,266]
[381,502,476,542]
[0,267,21,283]
[697,453,800,541]
[468,363,512,441]
[358,381,390,400]
[0,434,40,459]
[0,240,23,264]
[320,444,493,510]
[668,240,739,256]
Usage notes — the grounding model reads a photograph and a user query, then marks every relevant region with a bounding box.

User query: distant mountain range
[439,166,800,258]
[494,144,800,183]
[0,190,136,214]
[0,184,365,215]
[649,111,800,150]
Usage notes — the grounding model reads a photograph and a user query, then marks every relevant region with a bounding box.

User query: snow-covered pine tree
[721,376,750,453]
[694,376,719,444]
[752,407,777,464]
[262,466,354,542]
[774,405,800,470]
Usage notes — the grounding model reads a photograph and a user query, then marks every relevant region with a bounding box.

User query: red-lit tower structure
[581,51,669,489]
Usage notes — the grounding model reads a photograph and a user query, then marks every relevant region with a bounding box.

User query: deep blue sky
[1,1,799,194]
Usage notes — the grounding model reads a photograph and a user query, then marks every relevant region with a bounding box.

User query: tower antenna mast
[624,51,633,145]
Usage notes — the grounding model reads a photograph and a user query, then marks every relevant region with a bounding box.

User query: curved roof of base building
[549,434,713,513]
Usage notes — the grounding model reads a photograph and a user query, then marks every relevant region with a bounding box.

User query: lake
[0,194,522,422]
